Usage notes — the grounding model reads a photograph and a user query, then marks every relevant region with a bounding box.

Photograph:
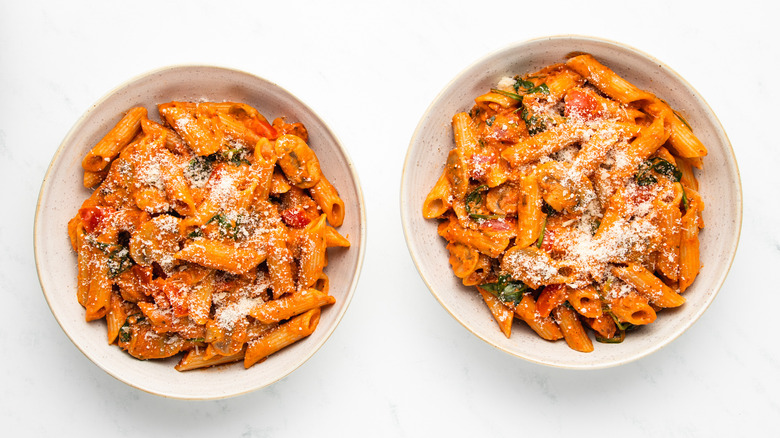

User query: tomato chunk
[281,206,312,228]
[565,89,602,121]
[247,118,278,140]
[79,206,114,234]
[469,153,496,180]
[479,218,512,232]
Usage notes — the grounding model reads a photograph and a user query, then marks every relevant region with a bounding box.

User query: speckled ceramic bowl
[401,36,741,369]
[34,66,366,398]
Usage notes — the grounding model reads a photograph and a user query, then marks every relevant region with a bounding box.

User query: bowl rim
[400,34,742,369]
[33,64,367,398]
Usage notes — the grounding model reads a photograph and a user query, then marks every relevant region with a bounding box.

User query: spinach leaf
[206,213,244,239]
[106,247,133,278]
[512,77,550,95]
[490,88,524,101]
[85,236,133,278]
[464,186,503,220]
[521,106,547,136]
[481,274,528,305]
[536,216,547,248]
[118,314,144,343]
[221,147,251,166]
[634,157,682,186]
[649,157,682,182]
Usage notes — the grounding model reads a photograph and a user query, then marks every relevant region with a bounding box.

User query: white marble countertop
[2,0,778,436]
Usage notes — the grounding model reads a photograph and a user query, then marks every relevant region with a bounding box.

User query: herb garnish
[536,216,547,248]
[491,81,549,135]
[674,110,693,132]
[592,308,638,344]
[186,146,250,182]
[85,236,133,278]
[490,88,524,101]
[464,185,503,220]
[513,78,550,95]
[186,154,217,180]
[634,157,682,186]
[206,213,244,239]
[481,274,528,305]
[118,314,145,343]
[220,147,251,166]
[595,330,626,344]
[520,106,547,136]
[591,220,601,236]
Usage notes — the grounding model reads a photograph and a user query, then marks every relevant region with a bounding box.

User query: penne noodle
[565,54,654,104]
[176,239,267,275]
[613,264,685,308]
[515,174,546,248]
[82,107,147,172]
[310,176,345,227]
[250,288,335,324]
[176,349,245,372]
[423,55,708,352]
[244,308,321,368]
[567,285,603,318]
[266,227,296,298]
[477,287,514,338]
[553,305,594,353]
[514,295,563,341]
[423,171,452,219]
[608,291,657,326]
[500,123,582,166]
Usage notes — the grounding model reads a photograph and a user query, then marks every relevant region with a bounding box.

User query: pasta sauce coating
[69,101,349,370]
[423,55,705,352]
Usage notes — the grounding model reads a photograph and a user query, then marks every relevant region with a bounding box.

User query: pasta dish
[423,54,706,351]
[68,101,348,369]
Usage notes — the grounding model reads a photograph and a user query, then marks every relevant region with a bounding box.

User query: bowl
[400,35,741,369]
[34,65,366,398]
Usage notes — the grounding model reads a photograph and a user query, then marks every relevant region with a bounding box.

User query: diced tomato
[79,206,114,234]
[247,118,278,140]
[163,281,190,318]
[540,225,557,252]
[564,89,602,121]
[484,113,521,143]
[627,185,655,209]
[281,206,311,228]
[479,218,512,232]
[469,153,495,180]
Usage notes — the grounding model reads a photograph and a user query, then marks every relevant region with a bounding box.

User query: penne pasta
[423,171,452,219]
[250,289,335,324]
[70,101,349,370]
[553,305,594,353]
[244,308,321,368]
[424,55,708,352]
[477,287,514,338]
[565,54,654,103]
[82,107,147,172]
[613,264,685,308]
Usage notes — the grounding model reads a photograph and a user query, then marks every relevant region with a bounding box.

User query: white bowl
[34,65,366,398]
[401,36,742,369]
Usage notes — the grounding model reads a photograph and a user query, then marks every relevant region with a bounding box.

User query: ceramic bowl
[34,65,366,398]
[400,36,741,369]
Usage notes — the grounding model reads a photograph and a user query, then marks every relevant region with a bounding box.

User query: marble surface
[1,0,778,436]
